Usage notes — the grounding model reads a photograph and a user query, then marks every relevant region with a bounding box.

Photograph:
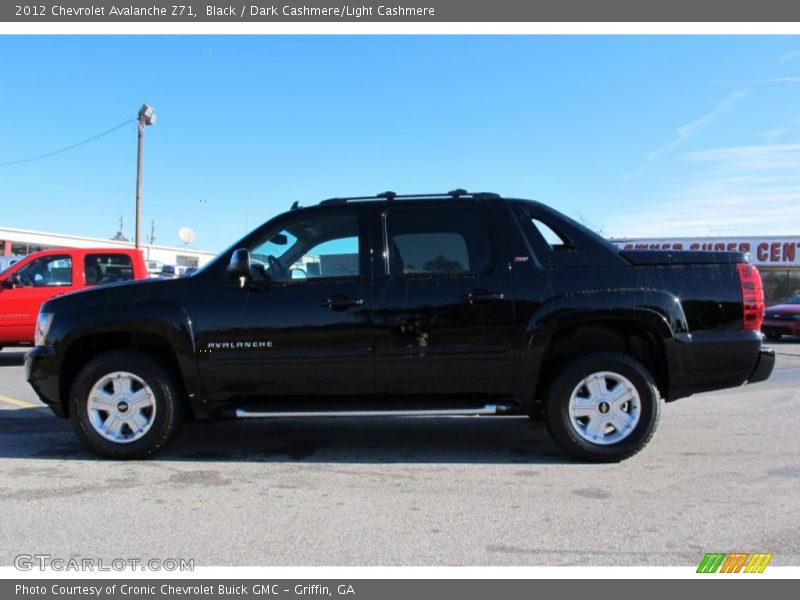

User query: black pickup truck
[25,191,775,461]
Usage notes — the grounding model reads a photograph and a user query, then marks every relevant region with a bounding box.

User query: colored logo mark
[696,552,773,573]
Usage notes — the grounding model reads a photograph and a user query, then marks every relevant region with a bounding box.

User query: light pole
[135,104,156,249]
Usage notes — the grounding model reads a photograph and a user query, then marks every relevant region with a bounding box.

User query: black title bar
[4,0,800,22]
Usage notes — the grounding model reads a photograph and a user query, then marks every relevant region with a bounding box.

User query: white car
[0,255,24,273]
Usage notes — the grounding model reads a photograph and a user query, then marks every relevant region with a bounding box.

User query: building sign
[612,237,800,267]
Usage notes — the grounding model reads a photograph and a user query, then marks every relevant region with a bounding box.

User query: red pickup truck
[0,248,147,349]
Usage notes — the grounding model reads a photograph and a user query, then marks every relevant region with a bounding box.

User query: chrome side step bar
[235,404,501,419]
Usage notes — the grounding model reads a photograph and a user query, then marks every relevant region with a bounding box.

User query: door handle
[460,289,504,305]
[320,295,364,311]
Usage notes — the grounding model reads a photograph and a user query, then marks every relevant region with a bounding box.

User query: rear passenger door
[372,202,516,397]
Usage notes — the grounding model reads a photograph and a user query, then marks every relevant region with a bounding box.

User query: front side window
[386,207,492,276]
[84,254,134,285]
[251,212,360,282]
[16,255,72,287]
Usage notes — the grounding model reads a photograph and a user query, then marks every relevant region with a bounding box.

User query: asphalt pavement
[0,341,798,567]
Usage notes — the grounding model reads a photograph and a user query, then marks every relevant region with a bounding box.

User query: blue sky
[1,35,800,251]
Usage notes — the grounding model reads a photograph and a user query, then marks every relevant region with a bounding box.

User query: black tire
[543,353,662,462]
[765,332,782,341]
[69,350,184,459]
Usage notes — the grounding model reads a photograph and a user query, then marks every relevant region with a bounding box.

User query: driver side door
[196,206,374,404]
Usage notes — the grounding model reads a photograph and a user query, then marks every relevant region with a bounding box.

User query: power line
[0,118,136,167]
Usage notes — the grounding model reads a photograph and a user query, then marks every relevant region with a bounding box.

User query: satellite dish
[178,227,196,245]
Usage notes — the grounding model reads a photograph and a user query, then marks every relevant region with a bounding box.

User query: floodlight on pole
[135,103,156,249]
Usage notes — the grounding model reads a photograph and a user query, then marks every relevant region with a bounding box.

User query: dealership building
[3,226,797,304]
[0,226,217,273]
[612,236,800,304]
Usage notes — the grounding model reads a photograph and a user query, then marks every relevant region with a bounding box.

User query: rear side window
[85,254,134,285]
[386,207,493,276]
[530,218,576,251]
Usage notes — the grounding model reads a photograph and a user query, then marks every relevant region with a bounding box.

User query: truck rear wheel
[543,353,661,462]
[69,350,184,459]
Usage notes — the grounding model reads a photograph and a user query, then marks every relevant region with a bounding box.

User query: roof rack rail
[318,190,500,206]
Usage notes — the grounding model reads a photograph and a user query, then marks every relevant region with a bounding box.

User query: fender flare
[525,288,688,346]
[55,301,207,417]
[517,289,689,402]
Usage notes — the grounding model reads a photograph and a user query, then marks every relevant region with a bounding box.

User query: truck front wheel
[544,353,662,462]
[69,350,184,459]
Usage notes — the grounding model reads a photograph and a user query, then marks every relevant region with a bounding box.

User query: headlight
[35,312,54,347]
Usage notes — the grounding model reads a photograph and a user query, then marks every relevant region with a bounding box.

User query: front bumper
[24,346,65,417]
[748,347,775,384]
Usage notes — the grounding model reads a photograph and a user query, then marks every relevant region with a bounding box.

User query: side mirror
[226,248,251,286]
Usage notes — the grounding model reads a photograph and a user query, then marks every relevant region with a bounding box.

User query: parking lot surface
[1,342,799,567]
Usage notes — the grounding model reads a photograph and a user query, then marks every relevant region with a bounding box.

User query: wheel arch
[530,317,672,405]
[59,329,196,419]
[521,290,685,406]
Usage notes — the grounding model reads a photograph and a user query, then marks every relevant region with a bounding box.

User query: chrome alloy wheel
[567,371,641,445]
[86,371,157,444]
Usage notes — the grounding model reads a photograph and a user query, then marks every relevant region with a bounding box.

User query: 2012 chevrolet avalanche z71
[25,191,775,461]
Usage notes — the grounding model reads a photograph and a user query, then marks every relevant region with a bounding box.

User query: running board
[235,404,503,419]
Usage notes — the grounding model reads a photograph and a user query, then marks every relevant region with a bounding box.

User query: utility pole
[135,104,156,249]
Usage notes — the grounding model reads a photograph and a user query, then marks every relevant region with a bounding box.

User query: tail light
[737,263,764,332]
